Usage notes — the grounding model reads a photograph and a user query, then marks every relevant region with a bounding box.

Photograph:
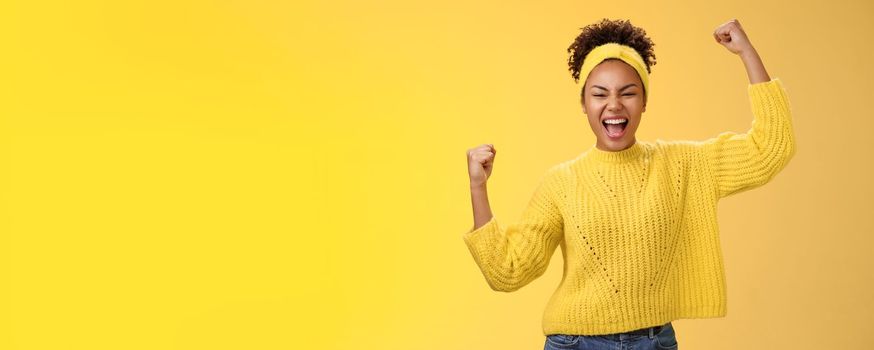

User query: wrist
[739,47,759,61]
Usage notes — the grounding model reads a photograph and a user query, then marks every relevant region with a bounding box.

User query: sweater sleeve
[462,169,564,292]
[698,78,797,198]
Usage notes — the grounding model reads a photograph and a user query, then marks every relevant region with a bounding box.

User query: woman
[462,18,795,350]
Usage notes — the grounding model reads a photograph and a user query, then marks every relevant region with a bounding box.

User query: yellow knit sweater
[462,78,796,336]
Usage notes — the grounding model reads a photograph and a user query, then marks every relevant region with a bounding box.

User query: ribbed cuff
[748,77,788,107]
[463,216,498,243]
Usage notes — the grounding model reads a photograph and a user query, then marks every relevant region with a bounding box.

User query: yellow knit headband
[577,43,649,99]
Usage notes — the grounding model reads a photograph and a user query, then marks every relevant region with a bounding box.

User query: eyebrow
[591,83,638,91]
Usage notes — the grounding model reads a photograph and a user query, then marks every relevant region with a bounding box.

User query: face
[581,59,647,152]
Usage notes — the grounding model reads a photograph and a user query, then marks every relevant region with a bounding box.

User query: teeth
[604,119,627,124]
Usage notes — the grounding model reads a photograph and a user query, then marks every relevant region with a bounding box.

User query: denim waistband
[597,322,669,340]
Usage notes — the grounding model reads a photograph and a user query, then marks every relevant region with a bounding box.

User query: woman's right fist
[467,143,496,187]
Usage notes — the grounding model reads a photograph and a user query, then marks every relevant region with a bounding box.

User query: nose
[607,96,623,112]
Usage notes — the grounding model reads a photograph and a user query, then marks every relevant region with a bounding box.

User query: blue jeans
[544,322,678,350]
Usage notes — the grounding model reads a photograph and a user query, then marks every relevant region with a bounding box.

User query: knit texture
[462,78,796,336]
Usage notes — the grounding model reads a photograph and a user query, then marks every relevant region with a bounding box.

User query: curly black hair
[567,18,657,89]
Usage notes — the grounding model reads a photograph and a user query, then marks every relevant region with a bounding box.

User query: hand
[713,19,755,55]
[467,143,496,187]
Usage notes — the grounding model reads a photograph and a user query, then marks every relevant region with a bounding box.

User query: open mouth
[602,118,628,139]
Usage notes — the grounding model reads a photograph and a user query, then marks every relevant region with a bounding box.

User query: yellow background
[1,0,872,349]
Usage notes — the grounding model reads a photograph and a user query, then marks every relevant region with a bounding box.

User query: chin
[599,135,636,151]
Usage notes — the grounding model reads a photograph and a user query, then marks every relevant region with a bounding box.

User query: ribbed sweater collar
[583,141,645,164]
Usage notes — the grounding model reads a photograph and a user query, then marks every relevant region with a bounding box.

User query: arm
[462,170,564,292]
[701,19,797,198]
[468,144,495,230]
[470,184,493,231]
[740,47,770,84]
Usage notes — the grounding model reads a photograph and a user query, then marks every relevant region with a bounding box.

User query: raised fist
[713,19,754,55]
[467,144,496,187]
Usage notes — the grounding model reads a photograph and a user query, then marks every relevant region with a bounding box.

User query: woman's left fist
[713,19,754,55]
